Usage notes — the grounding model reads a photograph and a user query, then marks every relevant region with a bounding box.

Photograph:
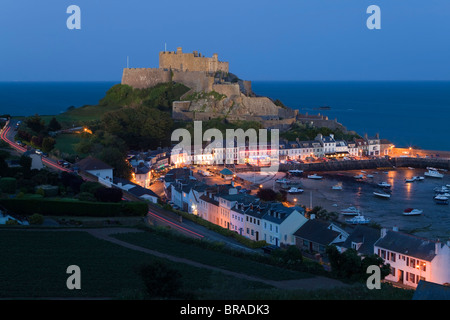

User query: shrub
[137,261,184,299]
[0,177,16,194]
[29,214,44,225]
[5,219,18,225]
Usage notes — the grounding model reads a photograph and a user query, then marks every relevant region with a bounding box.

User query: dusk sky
[1,0,449,81]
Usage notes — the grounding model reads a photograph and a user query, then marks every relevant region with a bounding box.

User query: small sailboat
[307,174,323,179]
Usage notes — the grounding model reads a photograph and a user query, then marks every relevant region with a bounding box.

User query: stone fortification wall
[121,68,171,89]
[159,47,229,73]
[212,83,241,98]
[172,71,214,92]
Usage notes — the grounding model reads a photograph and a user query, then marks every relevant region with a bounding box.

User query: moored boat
[403,208,423,216]
[377,182,391,188]
[307,174,322,179]
[332,183,343,190]
[340,206,361,216]
[424,170,444,179]
[287,187,304,194]
[373,191,391,199]
[345,214,370,225]
[434,195,449,205]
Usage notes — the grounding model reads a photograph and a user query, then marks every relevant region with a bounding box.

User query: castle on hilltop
[121,47,300,129]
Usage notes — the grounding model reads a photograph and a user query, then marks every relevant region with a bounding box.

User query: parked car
[35,149,43,155]
[57,160,65,166]
[42,153,48,158]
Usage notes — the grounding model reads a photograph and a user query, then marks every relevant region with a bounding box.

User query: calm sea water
[252,81,450,151]
[0,82,117,117]
[0,81,449,151]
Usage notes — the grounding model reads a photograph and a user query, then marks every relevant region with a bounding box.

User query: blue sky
[1,0,449,81]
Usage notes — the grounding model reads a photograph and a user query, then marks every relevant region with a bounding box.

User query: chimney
[310,214,315,220]
[392,226,398,232]
[380,228,387,238]
[435,242,442,255]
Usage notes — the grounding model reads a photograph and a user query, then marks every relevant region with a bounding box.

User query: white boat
[405,177,416,183]
[424,170,444,179]
[307,174,323,179]
[373,191,391,199]
[366,174,374,178]
[353,174,364,179]
[287,187,304,194]
[403,208,423,216]
[276,178,289,183]
[434,195,449,204]
[446,184,450,188]
[346,214,370,225]
[288,169,304,175]
[434,186,449,194]
[332,184,343,190]
[417,176,425,181]
[378,182,391,188]
[340,207,361,216]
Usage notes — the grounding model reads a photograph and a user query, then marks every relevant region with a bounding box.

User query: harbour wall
[279,157,450,173]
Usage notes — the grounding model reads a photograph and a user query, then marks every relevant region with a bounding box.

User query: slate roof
[293,219,342,246]
[412,281,450,300]
[341,225,381,256]
[76,157,113,171]
[374,230,437,261]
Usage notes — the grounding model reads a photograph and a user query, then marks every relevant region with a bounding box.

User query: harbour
[237,167,450,240]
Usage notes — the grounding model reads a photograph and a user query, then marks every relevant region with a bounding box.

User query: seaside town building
[374,228,450,288]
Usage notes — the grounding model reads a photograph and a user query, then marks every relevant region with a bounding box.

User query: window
[391,267,396,277]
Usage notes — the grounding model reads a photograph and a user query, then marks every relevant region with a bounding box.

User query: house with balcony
[374,228,450,288]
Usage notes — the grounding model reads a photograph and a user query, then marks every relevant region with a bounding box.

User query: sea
[1,81,449,151]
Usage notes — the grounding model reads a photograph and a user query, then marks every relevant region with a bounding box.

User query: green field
[0,230,272,299]
[112,229,312,281]
[53,133,83,155]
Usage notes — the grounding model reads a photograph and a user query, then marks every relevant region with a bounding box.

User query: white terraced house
[374,228,450,288]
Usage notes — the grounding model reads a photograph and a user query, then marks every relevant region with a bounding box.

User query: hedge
[0,198,148,217]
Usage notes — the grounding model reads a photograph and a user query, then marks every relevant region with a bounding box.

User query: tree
[326,245,390,283]
[25,114,46,134]
[41,137,56,152]
[47,117,62,132]
[256,188,277,201]
[19,155,32,173]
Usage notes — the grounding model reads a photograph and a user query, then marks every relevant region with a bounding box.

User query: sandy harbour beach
[237,167,450,241]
